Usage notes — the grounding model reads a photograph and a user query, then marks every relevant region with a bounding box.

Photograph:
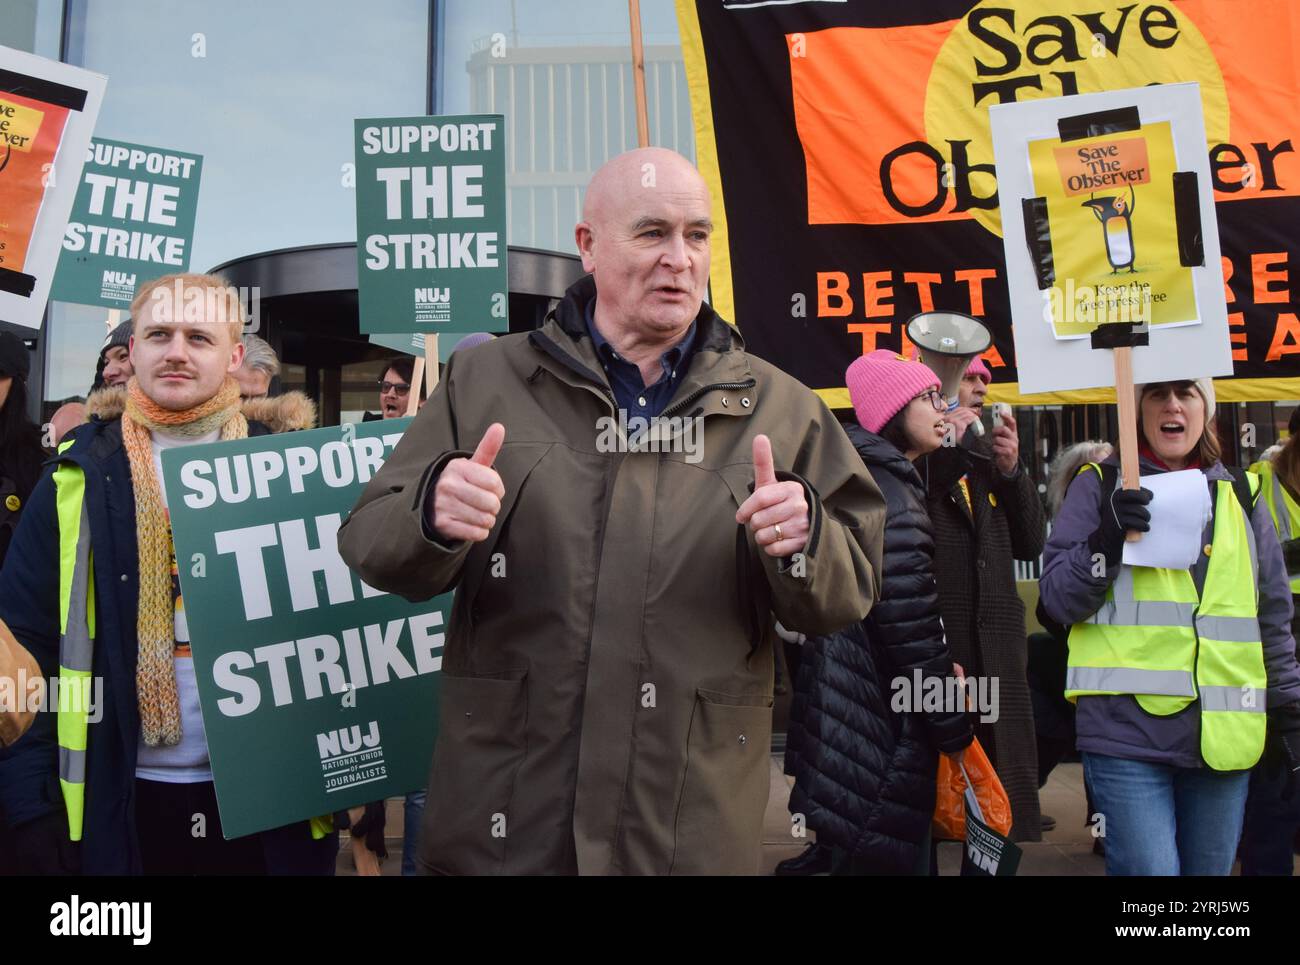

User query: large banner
[676,0,1300,404]
[0,46,106,330]
[161,419,448,839]
[52,138,203,309]
[354,114,508,335]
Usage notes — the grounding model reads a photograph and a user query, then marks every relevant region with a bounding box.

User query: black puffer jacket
[785,424,973,872]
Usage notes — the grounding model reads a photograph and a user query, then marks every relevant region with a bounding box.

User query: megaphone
[905,310,993,437]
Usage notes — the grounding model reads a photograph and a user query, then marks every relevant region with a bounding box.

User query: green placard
[51,138,202,309]
[161,418,446,839]
[354,114,508,334]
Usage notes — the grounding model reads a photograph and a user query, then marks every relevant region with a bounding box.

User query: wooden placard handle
[1112,345,1142,542]
[425,334,439,392]
[405,356,424,417]
[629,0,650,148]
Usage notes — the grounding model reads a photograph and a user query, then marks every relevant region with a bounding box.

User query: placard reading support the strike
[161,419,446,839]
[52,138,203,308]
[354,114,507,334]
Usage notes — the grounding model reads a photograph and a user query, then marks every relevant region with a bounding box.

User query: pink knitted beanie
[965,356,992,384]
[846,350,941,434]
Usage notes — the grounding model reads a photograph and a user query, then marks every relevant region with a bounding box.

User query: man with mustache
[0,272,323,874]
[339,148,886,875]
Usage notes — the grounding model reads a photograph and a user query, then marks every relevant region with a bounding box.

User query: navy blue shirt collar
[584,297,697,418]
[585,297,696,373]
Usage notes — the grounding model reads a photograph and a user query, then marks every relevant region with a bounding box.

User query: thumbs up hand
[735,435,810,558]
[431,423,507,543]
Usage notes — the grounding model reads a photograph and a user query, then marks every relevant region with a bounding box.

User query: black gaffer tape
[0,267,37,298]
[1022,196,1055,290]
[1173,171,1205,267]
[1057,106,1141,143]
[1090,322,1150,350]
[0,68,88,111]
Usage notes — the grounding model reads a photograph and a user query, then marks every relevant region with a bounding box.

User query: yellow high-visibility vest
[52,442,335,843]
[1066,464,1267,771]
[52,445,94,841]
[1250,458,1300,595]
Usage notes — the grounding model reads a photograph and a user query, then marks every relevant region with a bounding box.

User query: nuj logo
[317,720,380,760]
[414,287,450,303]
[103,270,136,287]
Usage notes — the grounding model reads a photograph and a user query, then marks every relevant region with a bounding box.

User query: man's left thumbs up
[735,434,810,557]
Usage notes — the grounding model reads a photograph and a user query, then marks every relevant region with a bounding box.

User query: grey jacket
[1039,455,1300,768]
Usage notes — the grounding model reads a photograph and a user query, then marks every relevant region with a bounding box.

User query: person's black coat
[785,423,972,872]
[922,436,1046,841]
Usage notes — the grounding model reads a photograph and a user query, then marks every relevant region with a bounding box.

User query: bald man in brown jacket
[339,149,886,875]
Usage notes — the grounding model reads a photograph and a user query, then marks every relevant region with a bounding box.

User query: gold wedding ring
[774,523,783,541]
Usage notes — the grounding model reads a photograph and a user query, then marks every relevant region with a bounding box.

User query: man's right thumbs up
[751,433,778,489]
[430,422,507,543]
[471,422,505,468]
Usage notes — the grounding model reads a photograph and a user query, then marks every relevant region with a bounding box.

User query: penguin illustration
[1083,187,1137,273]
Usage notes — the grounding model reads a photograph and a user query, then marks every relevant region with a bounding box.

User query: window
[440,0,692,253]
[0,0,62,58]
[43,0,431,403]
[64,0,430,274]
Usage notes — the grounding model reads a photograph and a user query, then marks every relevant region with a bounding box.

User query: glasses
[913,389,946,412]
[378,380,411,395]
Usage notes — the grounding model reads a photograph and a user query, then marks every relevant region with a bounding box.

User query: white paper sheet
[1121,469,1213,570]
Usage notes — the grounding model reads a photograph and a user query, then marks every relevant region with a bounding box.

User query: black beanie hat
[99,318,133,363]
[0,330,31,382]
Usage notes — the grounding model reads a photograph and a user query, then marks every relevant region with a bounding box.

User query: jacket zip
[660,378,756,419]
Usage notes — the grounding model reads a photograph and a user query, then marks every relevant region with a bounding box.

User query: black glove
[1281,537,1300,580]
[12,810,81,875]
[1264,704,1300,801]
[347,800,389,859]
[1088,484,1153,566]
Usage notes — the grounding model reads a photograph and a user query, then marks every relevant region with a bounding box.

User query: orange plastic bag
[932,737,1013,840]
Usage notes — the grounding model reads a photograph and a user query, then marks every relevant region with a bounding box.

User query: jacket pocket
[418,668,528,874]
[670,688,773,875]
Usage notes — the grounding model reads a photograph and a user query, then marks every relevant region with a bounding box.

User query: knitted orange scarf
[122,376,248,746]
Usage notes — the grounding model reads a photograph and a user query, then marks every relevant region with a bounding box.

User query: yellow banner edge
[815,377,1300,410]
[675,0,736,326]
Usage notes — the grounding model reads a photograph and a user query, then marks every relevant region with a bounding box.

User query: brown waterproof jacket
[338,276,885,874]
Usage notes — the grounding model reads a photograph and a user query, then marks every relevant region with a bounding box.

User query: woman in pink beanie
[782,350,971,876]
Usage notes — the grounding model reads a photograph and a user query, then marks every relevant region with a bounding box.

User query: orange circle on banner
[923,0,1229,237]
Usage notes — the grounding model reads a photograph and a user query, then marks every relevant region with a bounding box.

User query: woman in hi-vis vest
[1240,411,1300,875]
[1040,379,1300,876]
